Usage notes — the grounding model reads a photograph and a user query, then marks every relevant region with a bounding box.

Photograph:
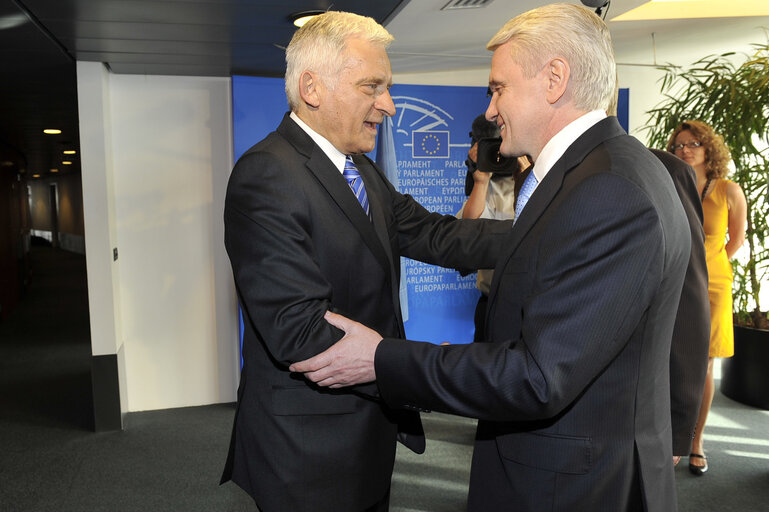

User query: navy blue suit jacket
[376,117,690,511]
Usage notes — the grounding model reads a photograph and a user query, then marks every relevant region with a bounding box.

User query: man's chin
[500,142,524,159]
[357,139,376,155]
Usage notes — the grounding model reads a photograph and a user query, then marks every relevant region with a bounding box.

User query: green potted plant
[643,41,769,409]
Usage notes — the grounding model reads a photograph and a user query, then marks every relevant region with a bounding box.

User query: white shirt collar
[290,111,347,174]
[531,110,607,184]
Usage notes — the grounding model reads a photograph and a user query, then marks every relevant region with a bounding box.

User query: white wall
[78,61,129,419]
[107,74,238,411]
[614,18,769,142]
[394,67,488,87]
[78,65,239,412]
[78,62,124,356]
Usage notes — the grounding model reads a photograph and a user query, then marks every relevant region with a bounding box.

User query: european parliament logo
[412,131,450,159]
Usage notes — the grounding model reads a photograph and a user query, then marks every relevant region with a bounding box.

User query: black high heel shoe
[688,453,708,476]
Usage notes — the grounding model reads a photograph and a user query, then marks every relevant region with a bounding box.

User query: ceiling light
[50,168,59,173]
[62,161,72,165]
[0,13,28,30]
[43,129,61,135]
[290,10,324,28]
[32,174,40,178]
[63,150,76,155]
[611,0,769,21]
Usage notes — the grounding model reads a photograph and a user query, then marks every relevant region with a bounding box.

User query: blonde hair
[666,120,732,179]
[284,11,394,111]
[487,3,616,112]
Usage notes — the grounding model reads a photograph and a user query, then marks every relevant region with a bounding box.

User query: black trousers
[473,293,489,343]
[362,488,390,512]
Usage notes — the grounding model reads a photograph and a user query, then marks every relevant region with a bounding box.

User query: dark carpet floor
[1,246,767,511]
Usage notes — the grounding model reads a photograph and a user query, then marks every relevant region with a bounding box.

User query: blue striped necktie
[514,171,539,224]
[343,156,371,219]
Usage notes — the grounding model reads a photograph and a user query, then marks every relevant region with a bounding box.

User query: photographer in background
[458,114,531,342]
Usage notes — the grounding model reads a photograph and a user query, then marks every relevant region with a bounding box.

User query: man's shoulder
[237,114,311,161]
[228,132,305,193]
[236,126,304,166]
[563,131,653,186]
[561,136,682,228]
[601,134,671,185]
[649,148,695,182]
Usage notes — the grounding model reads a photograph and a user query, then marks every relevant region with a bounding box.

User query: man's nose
[377,89,396,117]
[485,97,497,123]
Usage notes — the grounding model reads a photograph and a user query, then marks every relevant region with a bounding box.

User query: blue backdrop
[372,84,490,344]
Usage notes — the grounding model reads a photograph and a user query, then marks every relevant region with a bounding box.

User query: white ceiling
[385,0,769,73]
[2,0,768,177]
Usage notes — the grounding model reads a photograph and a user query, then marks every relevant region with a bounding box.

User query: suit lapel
[354,154,406,334]
[486,117,626,307]
[277,115,392,275]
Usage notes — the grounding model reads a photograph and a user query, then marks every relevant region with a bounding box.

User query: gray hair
[487,3,616,112]
[284,11,394,111]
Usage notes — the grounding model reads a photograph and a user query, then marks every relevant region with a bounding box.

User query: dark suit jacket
[221,114,511,511]
[650,148,710,455]
[375,117,691,511]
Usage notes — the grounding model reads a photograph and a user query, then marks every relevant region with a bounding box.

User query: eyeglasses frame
[671,141,703,152]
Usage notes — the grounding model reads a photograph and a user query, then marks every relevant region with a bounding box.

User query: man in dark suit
[650,149,710,461]
[292,5,691,511]
[220,11,511,512]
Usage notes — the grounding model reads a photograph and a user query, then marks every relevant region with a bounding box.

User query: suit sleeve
[666,160,710,455]
[375,175,666,421]
[224,151,343,365]
[394,192,513,269]
[359,158,513,269]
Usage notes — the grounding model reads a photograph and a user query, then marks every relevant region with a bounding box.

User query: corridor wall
[78,63,239,414]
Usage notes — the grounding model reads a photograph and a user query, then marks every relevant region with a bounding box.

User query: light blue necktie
[514,171,539,223]
[344,156,371,219]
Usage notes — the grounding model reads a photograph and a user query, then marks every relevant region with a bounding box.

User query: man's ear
[299,71,321,109]
[545,58,569,105]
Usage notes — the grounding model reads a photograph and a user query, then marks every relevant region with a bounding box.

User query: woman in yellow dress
[667,120,747,476]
